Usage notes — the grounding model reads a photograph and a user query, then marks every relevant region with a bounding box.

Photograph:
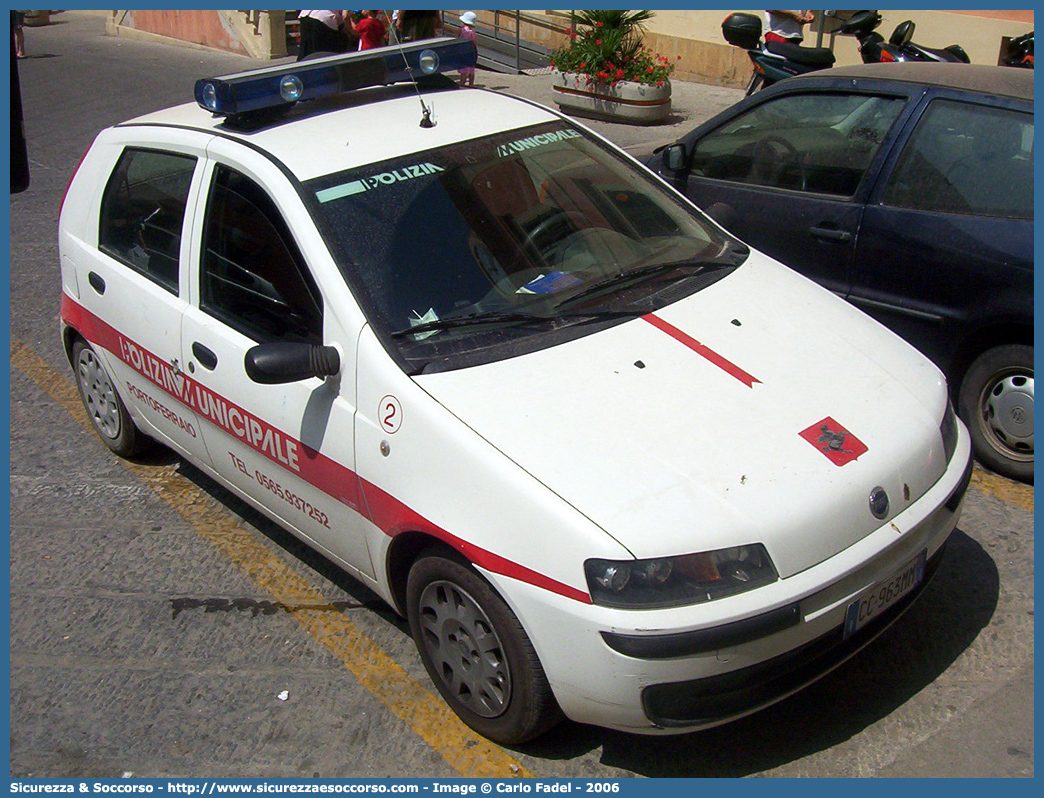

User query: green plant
[550,9,678,87]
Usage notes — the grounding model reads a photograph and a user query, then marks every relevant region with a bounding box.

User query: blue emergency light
[194,37,477,119]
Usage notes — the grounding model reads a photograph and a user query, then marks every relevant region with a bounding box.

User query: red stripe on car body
[643,313,761,388]
[61,294,591,604]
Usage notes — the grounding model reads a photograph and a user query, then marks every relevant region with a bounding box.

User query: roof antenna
[384,10,437,128]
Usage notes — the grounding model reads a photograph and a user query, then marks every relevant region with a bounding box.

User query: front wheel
[72,339,150,458]
[406,549,561,744]
[957,344,1033,482]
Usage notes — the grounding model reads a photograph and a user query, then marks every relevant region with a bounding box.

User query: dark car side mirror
[244,342,340,384]
[662,143,688,172]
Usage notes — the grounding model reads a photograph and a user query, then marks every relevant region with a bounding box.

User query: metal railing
[440,9,571,73]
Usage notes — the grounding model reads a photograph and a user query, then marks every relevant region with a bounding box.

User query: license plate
[843,550,926,638]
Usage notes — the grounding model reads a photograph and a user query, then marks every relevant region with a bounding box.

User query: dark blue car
[647,62,1033,482]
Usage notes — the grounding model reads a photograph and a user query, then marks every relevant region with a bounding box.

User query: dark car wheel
[406,548,562,745]
[72,339,150,458]
[958,345,1033,483]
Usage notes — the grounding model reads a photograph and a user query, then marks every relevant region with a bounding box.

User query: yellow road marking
[969,466,1033,513]
[11,339,532,778]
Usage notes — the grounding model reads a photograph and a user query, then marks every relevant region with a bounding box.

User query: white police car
[59,40,973,744]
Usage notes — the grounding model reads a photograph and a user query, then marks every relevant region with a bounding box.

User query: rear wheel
[958,344,1033,482]
[72,339,150,457]
[406,548,561,744]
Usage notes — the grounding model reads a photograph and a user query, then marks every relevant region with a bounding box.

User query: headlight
[940,398,958,463]
[585,544,778,609]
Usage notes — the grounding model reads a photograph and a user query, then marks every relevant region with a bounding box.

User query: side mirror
[244,342,340,384]
[663,143,688,172]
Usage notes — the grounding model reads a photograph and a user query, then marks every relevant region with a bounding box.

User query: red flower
[615,68,625,79]
[596,20,603,27]
[579,61,585,69]
[595,39,602,45]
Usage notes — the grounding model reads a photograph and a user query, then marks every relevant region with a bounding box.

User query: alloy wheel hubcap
[981,370,1033,461]
[77,350,121,440]
[418,580,510,718]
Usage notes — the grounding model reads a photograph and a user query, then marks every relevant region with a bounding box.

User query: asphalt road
[9,11,1034,779]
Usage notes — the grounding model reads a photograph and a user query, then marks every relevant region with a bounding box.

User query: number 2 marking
[379,395,402,433]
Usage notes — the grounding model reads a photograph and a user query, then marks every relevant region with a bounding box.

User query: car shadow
[516,528,998,775]
[149,449,997,774]
[166,456,406,627]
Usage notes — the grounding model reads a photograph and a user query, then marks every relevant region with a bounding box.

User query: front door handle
[809,226,852,243]
[192,342,218,371]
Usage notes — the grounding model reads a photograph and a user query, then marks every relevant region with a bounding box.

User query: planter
[551,70,671,125]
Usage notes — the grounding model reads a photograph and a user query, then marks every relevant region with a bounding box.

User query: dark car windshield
[307,121,744,372]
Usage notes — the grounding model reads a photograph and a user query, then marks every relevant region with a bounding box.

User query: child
[458,11,478,87]
[349,10,387,51]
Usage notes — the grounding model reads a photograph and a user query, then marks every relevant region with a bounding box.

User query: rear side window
[882,100,1033,219]
[200,165,323,344]
[98,147,197,293]
[689,92,905,197]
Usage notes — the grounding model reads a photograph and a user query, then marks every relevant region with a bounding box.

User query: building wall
[104,9,1035,89]
[526,9,1035,88]
[107,10,287,59]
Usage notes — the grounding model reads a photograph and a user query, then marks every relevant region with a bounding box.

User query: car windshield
[307,121,745,372]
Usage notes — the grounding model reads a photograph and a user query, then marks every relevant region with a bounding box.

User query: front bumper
[641,542,945,727]
[485,432,973,734]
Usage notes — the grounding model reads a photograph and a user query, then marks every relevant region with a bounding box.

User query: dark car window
[200,165,323,344]
[882,100,1033,219]
[98,147,197,294]
[689,92,905,197]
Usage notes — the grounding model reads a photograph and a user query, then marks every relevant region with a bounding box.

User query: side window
[882,100,1033,219]
[98,148,197,293]
[689,93,905,197]
[200,165,323,344]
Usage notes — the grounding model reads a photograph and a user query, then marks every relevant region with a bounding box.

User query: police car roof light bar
[194,37,477,119]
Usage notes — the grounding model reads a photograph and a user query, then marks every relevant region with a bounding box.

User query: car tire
[406,548,562,744]
[72,339,151,458]
[958,344,1033,483]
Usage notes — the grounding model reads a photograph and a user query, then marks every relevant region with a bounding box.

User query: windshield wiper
[552,259,736,311]
[391,308,645,339]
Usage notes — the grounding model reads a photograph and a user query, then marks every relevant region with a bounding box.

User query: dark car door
[665,87,914,296]
[850,92,1034,373]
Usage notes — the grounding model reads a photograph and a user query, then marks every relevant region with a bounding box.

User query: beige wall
[105,9,1036,87]
[530,9,1035,88]
[107,10,287,59]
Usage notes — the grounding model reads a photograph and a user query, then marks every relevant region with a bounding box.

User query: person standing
[397,10,442,42]
[764,10,814,44]
[457,11,478,87]
[348,10,387,51]
[297,10,348,60]
[13,9,26,58]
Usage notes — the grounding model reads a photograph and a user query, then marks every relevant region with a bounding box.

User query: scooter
[722,13,835,95]
[839,10,970,64]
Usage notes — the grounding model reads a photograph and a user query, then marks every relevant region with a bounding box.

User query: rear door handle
[192,342,218,370]
[809,226,852,243]
[87,271,106,294]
